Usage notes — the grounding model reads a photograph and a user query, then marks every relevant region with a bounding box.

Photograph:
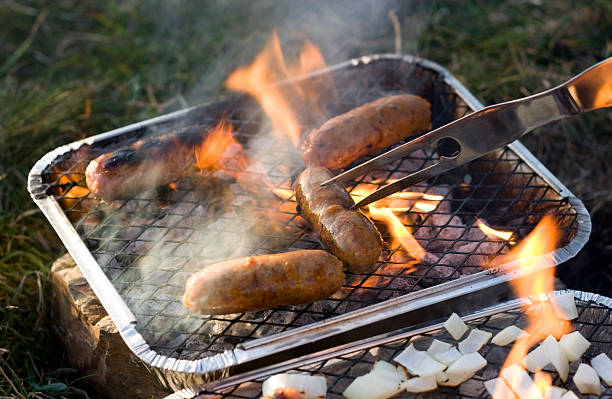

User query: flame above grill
[225,31,333,147]
[487,216,570,397]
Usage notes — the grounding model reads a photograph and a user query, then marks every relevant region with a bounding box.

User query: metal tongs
[323,57,612,209]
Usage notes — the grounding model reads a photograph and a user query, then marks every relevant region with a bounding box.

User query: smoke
[88,0,437,358]
[179,0,434,104]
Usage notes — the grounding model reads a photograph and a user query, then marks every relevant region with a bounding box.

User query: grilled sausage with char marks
[85,126,208,200]
[295,167,383,274]
[301,94,431,170]
[183,250,344,315]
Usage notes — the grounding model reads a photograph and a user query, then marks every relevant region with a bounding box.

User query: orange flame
[226,32,331,147]
[349,184,442,211]
[414,201,437,213]
[58,176,92,211]
[348,184,430,262]
[272,187,294,201]
[368,205,426,261]
[477,218,514,241]
[533,371,552,396]
[488,216,570,398]
[194,120,240,171]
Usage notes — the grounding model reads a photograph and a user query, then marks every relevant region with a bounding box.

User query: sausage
[85,126,207,200]
[301,94,431,170]
[85,125,259,201]
[183,250,344,315]
[295,167,383,273]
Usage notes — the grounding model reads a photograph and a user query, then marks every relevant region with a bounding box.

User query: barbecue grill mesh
[29,55,589,376]
[185,291,612,399]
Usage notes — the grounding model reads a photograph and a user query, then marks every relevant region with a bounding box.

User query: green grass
[1,0,610,397]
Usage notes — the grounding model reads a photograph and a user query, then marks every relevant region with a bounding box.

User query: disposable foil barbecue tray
[170,290,611,399]
[28,55,590,386]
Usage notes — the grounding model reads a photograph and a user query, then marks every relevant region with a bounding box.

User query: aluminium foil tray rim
[27,54,591,376]
[166,289,612,399]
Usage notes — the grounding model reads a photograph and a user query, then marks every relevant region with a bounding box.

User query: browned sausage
[183,250,344,315]
[295,167,383,274]
[85,126,207,200]
[301,94,431,170]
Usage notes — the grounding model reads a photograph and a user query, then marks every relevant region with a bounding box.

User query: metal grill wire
[42,59,579,360]
[195,294,612,399]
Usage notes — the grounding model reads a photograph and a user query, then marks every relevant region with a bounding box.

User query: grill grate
[35,56,584,368]
[190,291,612,399]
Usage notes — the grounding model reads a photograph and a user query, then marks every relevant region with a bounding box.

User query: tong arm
[325,57,612,209]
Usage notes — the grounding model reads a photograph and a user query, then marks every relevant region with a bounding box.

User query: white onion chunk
[541,335,569,382]
[559,331,590,362]
[483,377,517,399]
[491,325,528,346]
[444,313,468,340]
[591,352,612,385]
[550,292,578,320]
[393,344,446,377]
[458,328,492,354]
[573,363,601,395]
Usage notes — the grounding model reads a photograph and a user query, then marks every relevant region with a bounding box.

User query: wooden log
[50,253,168,399]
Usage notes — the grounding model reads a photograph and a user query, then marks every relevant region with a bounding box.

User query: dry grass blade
[0,360,26,399]
[0,8,49,76]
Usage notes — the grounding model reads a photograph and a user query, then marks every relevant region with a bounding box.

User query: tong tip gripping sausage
[322,57,612,209]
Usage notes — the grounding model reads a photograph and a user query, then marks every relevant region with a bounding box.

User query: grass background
[1,0,610,397]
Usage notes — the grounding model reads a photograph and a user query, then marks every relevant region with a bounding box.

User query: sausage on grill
[183,250,344,315]
[295,167,383,274]
[85,126,207,200]
[301,94,431,170]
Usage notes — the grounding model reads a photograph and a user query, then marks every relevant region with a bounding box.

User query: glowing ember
[272,188,294,201]
[226,31,331,147]
[368,205,426,261]
[487,216,570,398]
[414,201,437,213]
[349,184,443,213]
[477,218,513,241]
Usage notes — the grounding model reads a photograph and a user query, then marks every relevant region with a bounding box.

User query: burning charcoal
[415,214,466,252]
[418,264,458,287]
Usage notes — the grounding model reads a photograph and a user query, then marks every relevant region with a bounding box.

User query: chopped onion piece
[435,372,449,384]
[544,386,567,399]
[442,352,487,386]
[500,364,544,399]
[522,345,549,372]
[433,347,462,366]
[393,344,446,377]
[263,373,327,399]
[573,363,601,395]
[458,328,492,354]
[483,377,517,399]
[444,313,468,340]
[550,292,578,320]
[371,361,406,383]
[559,331,590,362]
[591,352,612,385]
[491,326,529,346]
[541,335,569,382]
[560,391,579,399]
[401,375,437,393]
[426,339,453,355]
[342,372,403,399]
[438,373,468,387]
